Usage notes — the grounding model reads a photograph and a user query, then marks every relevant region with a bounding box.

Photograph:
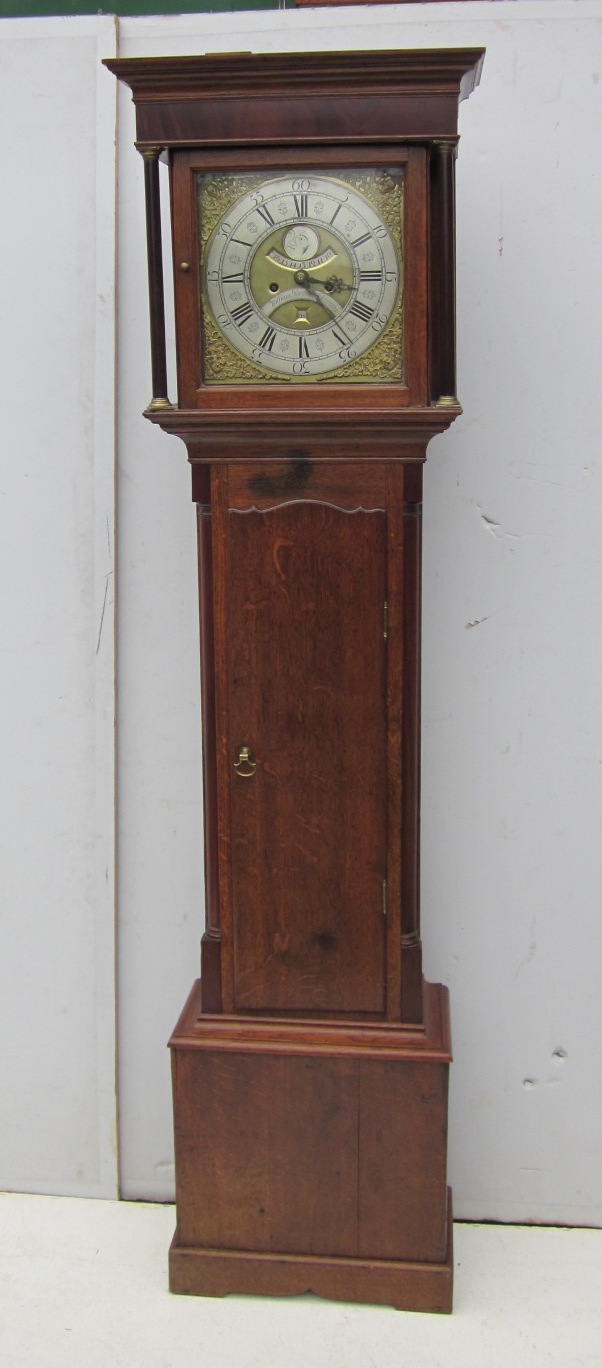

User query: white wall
[0,17,118,1197]
[1,2,601,1224]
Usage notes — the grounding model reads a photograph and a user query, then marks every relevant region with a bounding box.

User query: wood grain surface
[170,984,451,1306]
[227,499,387,1014]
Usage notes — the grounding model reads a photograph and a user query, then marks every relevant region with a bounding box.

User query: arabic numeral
[251,192,264,205]
[339,346,357,363]
[374,225,388,239]
[207,270,219,283]
[292,179,310,193]
[385,270,397,283]
[371,313,388,332]
[218,220,232,236]
[216,313,231,328]
[292,360,309,375]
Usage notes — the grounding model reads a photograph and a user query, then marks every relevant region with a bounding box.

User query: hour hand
[294,270,352,295]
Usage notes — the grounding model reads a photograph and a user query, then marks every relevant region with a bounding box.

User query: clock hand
[294,270,352,295]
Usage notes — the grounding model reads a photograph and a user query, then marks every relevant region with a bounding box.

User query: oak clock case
[105,48,484,1316]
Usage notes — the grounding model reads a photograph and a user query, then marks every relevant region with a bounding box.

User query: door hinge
[382,878,388,917]
[383,600,389,641]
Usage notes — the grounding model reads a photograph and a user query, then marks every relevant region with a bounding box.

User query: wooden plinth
[169,1190,453,1312]
[169,981,453,1313]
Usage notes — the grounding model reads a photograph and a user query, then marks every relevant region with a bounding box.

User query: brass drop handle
[234,745,257,778]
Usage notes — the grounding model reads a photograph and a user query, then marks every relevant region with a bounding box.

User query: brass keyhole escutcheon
[234,745,257,778]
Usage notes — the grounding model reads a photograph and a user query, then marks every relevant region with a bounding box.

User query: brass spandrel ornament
[199,173,267,249]
[202,311,267,384]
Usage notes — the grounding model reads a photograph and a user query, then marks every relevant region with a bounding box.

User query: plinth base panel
[169,984,453,1312]
[169,1190,453,1313]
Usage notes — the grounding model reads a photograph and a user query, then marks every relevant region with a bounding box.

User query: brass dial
[200,171,403,383]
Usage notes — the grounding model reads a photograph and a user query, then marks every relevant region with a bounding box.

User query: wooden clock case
[106,48,484,1314]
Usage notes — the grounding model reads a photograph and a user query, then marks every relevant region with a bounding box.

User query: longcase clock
[106,48,484,1314]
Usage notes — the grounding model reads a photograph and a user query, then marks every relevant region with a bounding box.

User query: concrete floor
[1,1193,601,1367]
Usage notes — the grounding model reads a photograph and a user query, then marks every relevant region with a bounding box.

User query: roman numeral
[259,325,277,352]
[298,336,310,359]
[332,326,351,347]
[329,204,342,226]
[349,301,375,323]
[293,193,308,218]
[221,272,244,284]
[350,232,372,249]
[231,301,254,326]
[232,237,253,248]
[359,270,382,282]
[256,204,275,227]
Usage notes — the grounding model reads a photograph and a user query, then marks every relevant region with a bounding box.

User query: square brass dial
[197,168,404,385]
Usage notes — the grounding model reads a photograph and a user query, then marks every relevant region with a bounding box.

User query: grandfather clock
[106,48,483,1314]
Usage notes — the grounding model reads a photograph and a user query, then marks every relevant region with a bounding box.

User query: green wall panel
[0,1,280,15]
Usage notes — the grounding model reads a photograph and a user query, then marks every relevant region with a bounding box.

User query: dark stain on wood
[247,455,312,499]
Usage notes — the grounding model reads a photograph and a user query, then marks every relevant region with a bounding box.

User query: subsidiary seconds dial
[203,173,401,380]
